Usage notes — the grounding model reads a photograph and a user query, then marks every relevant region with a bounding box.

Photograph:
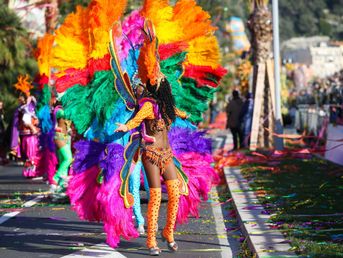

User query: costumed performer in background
[51,106,73,199]
[11,75,42,177]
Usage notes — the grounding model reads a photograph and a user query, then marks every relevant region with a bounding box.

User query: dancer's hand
[115,123,128,132]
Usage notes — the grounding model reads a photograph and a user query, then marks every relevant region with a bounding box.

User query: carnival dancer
[51,106,72,199]
[116,77,188,255]
[11,75,42,177]
[46,0,225,255]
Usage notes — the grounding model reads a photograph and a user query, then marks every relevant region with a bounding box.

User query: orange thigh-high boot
[147,187,162,255]
[162,179,180,251]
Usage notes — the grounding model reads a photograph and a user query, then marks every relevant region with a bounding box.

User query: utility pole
[272,0,284,150]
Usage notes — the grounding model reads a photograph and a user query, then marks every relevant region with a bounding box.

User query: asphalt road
[0,133,240,258]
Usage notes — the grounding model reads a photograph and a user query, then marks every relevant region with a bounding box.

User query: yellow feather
[52,34,89,72]
[89,29,110,59]
[35,34,55,77]
[173,0,216,42]
[141,0,184,44]
[52,6,89,72]
[88,0,127,59]
[186,36,221,68]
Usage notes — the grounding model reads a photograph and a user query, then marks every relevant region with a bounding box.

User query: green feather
[61,84,94,134]
[61,71,119,134]
[36,84,51,112]
[161,52,217,123]
[89,71,119,124]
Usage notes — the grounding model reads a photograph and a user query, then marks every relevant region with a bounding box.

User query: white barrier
[325,124,343,165]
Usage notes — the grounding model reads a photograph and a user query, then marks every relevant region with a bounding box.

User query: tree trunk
[248,1,274,150]
[45,0,58,34]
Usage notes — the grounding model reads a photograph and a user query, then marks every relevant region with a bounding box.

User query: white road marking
[0,211,21,225]
[22,195,44,207]
[31,176,44,181]
[211,187,235,258]
[61,243,126,258]
[0,195,44,225]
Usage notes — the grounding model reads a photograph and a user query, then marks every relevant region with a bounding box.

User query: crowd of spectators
[289,69,343,125]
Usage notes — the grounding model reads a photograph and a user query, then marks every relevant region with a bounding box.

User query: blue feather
[84,98,134,144]
[172,117,196,131]
[37,105,53,133]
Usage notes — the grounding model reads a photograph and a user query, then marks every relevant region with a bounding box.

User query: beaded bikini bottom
[142,145,173,174]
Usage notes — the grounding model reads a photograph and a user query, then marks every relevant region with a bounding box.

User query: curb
[224,167,298,258]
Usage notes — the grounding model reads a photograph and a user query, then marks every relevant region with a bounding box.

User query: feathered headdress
[14,75,33,97]
[137,19,163,88]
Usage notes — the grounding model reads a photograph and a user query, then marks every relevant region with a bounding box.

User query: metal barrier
[295,105,329,136]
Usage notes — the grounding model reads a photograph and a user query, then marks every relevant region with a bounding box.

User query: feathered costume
[41,0,225,248]
[34,34,59,185]
[11,75,42,177]
[35,35,74,197]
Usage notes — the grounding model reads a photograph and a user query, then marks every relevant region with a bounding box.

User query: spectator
[0,101,5,141]
[240,93,254,147]
[0,101,6,163]
[226,90,244,150]
[209,101,219,124]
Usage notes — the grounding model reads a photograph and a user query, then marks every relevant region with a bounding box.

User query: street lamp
[272,0,284,150]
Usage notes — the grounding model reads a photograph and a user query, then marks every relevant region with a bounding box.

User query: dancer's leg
[53,144,72,188]
[143,159,161,249]
[161,162,180,246]
[129,161,145,230]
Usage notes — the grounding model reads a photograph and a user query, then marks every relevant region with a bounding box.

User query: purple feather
[99,143,125,182]
[169,127,212,155]
[73,140,106,173]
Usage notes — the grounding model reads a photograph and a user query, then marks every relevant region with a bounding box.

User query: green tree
[0,2,37,124]
[278,0,343,41]
[58,0,90,22]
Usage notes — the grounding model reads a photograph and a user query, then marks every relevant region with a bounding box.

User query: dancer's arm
[115,102,154,132]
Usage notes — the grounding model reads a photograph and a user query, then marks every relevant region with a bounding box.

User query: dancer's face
[136,85,144,98]
[18,95,26,105]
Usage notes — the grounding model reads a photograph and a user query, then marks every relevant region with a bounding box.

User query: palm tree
[247,0,275,149]
[0,2,37,123]
[0,3,26,73]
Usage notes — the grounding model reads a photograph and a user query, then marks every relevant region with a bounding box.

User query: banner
[226,16,251,53]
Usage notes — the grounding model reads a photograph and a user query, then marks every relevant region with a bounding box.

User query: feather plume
[35,34,55,77]
[52,6,90,72]
[88,0,128,59]
[141,0,183,44]
[186,36,221,68]
[172,0,216,42]
[184,65,227,87]
[14,75,33,96]
[137,34,161,85]
[158,41,189,60]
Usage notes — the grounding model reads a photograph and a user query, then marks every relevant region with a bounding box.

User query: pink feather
[98,173,139,247]
[175,152,219,224]
[68,166,102,222]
